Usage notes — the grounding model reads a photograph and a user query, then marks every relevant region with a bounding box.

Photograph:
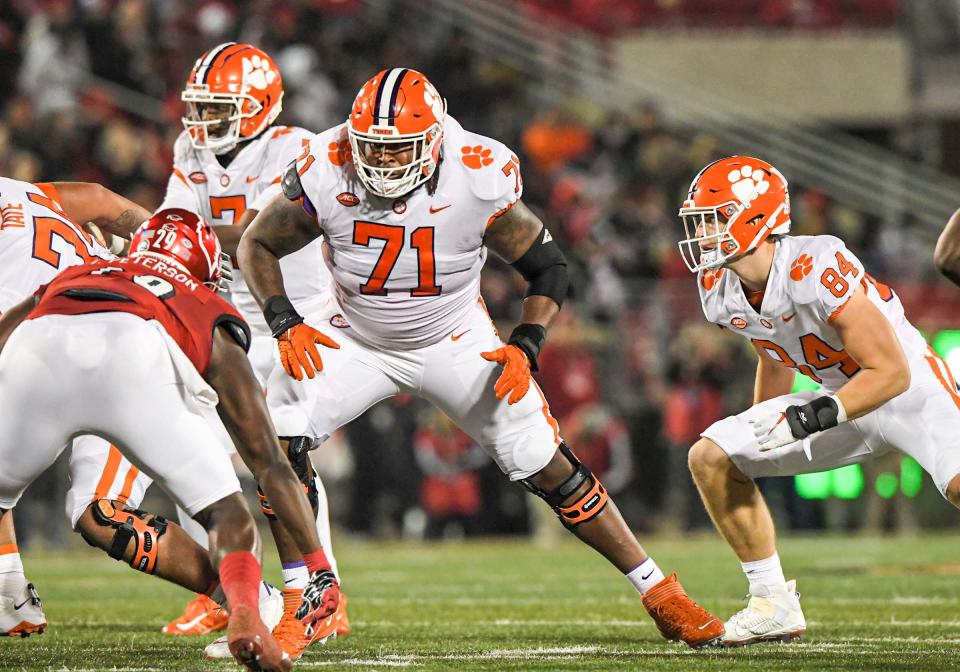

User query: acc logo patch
[188,171,207,184]
[759,318,773,329]
[393,200,407,215]
[731,317,748,329]
[329,314,350,329]
[790,253,813,281]
[336,192,360,207]
[219,175,230,187]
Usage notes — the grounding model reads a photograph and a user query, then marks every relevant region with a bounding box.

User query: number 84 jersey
[698,234,928,393]
[294,115,523,350]
[0,177,112,312]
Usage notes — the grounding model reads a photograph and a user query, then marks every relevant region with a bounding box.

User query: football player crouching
[0,209,340,670]
[680,156,960,646]
[239,67,724,648]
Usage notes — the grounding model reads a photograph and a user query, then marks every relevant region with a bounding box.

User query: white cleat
[203,582,284,659]
[721,579,805,647]
[0,579,46,638]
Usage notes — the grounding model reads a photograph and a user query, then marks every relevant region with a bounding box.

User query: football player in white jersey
[679,156,960,646]
[0,178,150,638]
[238,67,725,648]
[156,42,346,657]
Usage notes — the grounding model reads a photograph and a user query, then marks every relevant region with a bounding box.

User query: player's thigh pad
[55,313,241,517]
[66,435,154,528]
[266,325,398,441]
[419,303,560,481]
[0,317,78,509]
[701,391,881,479]
[874,354,960,498]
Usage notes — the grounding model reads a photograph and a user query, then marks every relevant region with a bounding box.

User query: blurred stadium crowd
[3,0,958,545]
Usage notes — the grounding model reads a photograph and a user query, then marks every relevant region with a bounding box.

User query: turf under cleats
[0,580,46,638]
[162,593,228,635]
[722,579,806,647]
[204,584,285,659]
[227,604,292,672]
[641,572,724,648]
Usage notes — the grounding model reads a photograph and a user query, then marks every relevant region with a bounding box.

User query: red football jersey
[29,256,250,376]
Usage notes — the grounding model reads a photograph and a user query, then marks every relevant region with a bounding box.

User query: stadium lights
[791,329,959,501]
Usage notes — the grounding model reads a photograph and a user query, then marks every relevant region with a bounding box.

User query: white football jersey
[294,115,522,349]
[157,126,330,333]
[0,177,112,312]
[699,234,928,393]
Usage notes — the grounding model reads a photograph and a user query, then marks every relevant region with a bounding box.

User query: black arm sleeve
[510,226,568,308]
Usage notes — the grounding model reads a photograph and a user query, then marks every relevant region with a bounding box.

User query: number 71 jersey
[698,234,928,393]
[0,177,112,312]
[294,115,523,349]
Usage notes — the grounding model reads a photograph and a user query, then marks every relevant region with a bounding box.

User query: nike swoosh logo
[768,412,786,436]
[13,598,29,610]
[245,175,260,183]
[697,618,719,631]
[641,571,654,581]
[284,578,299,585]
[175,611,215,632]
[782,312,797,322]
[451,330,470,341]
[429,204,452,214]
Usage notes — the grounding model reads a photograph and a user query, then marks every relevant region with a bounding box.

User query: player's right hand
[277,323,339,381]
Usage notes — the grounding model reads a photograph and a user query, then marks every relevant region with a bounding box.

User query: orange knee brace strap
[557,477,609,528]
[91,499,167,574]
[257,485,277,520]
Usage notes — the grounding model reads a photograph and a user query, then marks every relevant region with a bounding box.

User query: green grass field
[2,534,960,671]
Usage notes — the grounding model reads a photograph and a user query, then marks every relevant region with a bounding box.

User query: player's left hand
[748,409,799,452]
[296,569,340,628]
[481,345,531,405]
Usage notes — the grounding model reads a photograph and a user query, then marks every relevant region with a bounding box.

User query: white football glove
[747,410,799,452]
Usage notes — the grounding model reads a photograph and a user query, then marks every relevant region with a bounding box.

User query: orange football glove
[277,323,340,381]
[480,345,531,405]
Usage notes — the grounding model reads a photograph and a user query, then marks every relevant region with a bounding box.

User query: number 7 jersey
[293,115,523,349]
[0,177,112,312]
[698,234,928,393]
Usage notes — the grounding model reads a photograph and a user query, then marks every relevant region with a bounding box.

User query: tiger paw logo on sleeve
[461,145,494,169]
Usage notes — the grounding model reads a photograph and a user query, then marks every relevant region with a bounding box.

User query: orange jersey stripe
[0,543,19,555]
[485,200,518,230]
[116,465,140,504]
[172,168,189,187]
[93,445,123,501]
[925,347,960,413]
[531,380,561,446]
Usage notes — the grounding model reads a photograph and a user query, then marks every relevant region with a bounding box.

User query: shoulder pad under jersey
[281,161,304,201]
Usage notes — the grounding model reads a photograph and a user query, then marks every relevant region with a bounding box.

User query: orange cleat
[227,604,291,672]
[271,589,310,661]
[162,593,228,635]
[305,592,348,644]
[335,594,350,637]
[641,573,724,648]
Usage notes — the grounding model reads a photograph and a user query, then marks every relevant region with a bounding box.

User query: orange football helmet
[347,68,446,198]
[678,156,791,272]
[181,42,283,155]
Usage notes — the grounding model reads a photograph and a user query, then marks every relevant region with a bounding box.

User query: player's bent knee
[521,443,609,529]
[688,438,730,479]
[946,474,960,508]
[77,499,168,574]
[257,436,320,520]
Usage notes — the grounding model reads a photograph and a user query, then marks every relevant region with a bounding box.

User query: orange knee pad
[89,499,168,574]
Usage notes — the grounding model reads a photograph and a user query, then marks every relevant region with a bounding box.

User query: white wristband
[829,394,848,424]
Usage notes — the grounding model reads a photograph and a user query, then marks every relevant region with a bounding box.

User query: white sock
[176,506,209,550]
[0,551,24,595]
[625,557,665,595]
[259,581,275,601]
[281,562,309,590]
[313,474,340,580]
[741,552,787,593]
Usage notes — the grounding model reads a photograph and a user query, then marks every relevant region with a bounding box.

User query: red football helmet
[181,42,283,155]
[347,68,446,198]
[130,209,229,290]
[678,156,791,272]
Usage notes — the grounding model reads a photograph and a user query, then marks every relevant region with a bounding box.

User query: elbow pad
[511,226,568,307]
